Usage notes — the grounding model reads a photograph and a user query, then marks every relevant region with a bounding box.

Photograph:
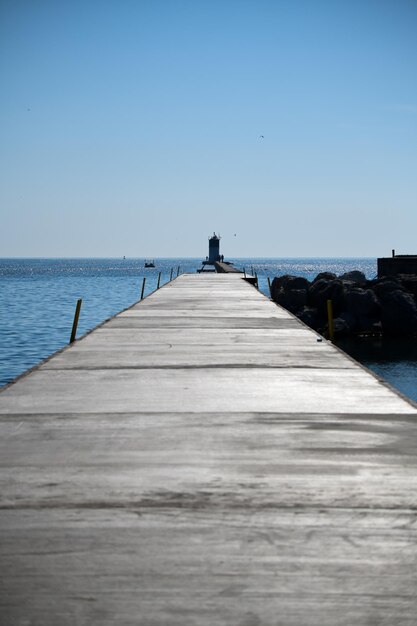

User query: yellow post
[141,277,146,300]
[327,299,334,342]
[69,299,82,344]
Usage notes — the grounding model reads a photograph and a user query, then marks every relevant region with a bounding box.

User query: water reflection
[337,337,417,404]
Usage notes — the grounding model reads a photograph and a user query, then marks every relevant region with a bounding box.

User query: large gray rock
[270,275,310,313]
[271,275,309,296]
[332,315,354,337]
[308,279,346,315]
[397,275,417,300]
[345,288,380,318]
[273,288,308,314]
[372,279,403,300]
[345,287,381,332]
[312,272,337,283]
[380,290,417,335]
[298,307,322,331]
[339,270,367,284]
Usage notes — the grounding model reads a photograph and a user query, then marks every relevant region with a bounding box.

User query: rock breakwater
[271,271,417,337]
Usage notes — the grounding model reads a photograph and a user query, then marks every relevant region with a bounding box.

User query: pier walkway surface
[1,274,417,625]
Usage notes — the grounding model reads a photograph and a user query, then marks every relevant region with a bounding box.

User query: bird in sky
[259,135,264,139]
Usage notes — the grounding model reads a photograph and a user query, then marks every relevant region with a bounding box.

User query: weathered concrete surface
[1,274,417,625]
[214,261,242,273]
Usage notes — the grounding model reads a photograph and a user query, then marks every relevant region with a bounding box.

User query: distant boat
[144,260,155,268]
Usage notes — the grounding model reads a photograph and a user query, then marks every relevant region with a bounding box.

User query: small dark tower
[197,232,223,272]
[208,232,221,263]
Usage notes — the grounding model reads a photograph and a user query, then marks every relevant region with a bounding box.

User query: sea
[1,257,417,404]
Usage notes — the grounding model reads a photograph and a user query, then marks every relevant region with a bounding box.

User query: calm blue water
[1,257,416,404]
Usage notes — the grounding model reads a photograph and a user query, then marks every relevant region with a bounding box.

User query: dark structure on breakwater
[198,232,222,272]
[378,250,417,278]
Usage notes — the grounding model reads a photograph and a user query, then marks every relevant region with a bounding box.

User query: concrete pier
[214,261,242,273]
[1,273,417,625]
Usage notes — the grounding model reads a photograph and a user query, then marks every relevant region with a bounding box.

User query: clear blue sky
[1,0,416,257]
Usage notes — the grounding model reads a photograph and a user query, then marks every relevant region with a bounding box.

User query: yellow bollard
[141,277,146,300]
[327,299,334,342]
[69,299,82,344]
